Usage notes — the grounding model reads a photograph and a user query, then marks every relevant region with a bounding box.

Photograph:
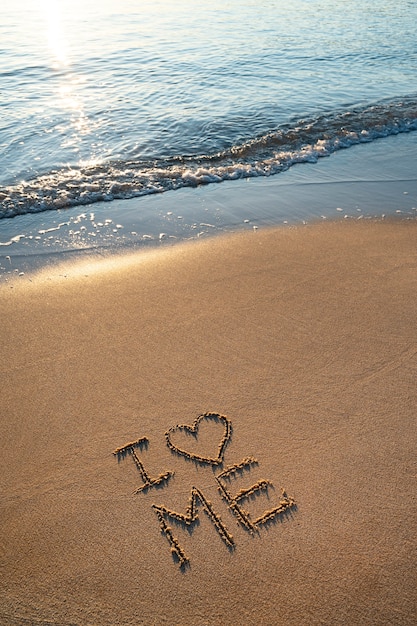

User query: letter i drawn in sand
[113,437,174,494]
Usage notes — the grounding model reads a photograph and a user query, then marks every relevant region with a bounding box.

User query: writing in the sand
[113,412,296,569]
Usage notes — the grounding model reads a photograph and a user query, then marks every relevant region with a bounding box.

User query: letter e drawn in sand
[113,437,174,494]
[216,458,296,532]
[165,412,232,465]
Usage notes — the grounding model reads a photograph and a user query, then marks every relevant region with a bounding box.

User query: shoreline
[1,219,416,624]
[1,212,416,290]
[1,131,417,281]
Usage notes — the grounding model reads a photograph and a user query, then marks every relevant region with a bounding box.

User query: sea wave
[1,96,416,220]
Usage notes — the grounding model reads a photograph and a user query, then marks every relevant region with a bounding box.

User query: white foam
[1,97,416,220]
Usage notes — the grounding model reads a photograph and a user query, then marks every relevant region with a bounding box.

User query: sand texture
[1,220,416,625]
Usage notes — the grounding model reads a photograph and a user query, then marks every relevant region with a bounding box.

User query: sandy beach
[1,218,416,625]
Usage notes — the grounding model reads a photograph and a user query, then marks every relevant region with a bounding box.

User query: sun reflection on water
[39,0,69,68]
[37,0,101,161]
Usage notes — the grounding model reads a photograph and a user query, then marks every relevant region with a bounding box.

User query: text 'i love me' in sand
[114,412,296,569]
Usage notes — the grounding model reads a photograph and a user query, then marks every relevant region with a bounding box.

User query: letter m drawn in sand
[152,486,235,569]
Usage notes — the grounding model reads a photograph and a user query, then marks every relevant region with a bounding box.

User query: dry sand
[1,219,416,625]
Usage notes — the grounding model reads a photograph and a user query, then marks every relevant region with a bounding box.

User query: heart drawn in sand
[165,412,232,465]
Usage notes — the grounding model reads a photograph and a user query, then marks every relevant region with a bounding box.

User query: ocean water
[1,0,417,219]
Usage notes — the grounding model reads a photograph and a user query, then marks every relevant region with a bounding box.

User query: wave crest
[1,96,417,219]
